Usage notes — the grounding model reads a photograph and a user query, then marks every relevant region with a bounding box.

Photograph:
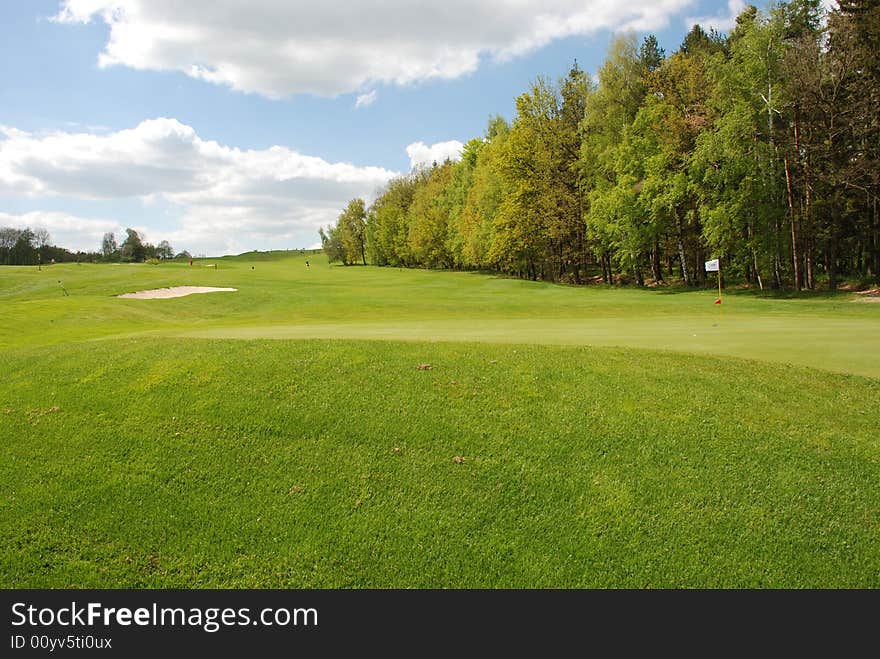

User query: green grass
[2,254,878,376]
[1,253,878,587]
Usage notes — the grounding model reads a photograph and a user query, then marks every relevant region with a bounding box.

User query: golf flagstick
[705,258,721,321]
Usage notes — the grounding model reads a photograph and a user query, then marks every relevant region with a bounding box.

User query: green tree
[101,232,118,261]
[636,29,721,286]
[492,77,556,280]
[443,137,483,268]
[319,225,345,264]
[10,228,37,265]
[0,228,21,265]
[834,0,880,284]
[338,198,368,265]
[324,0,878,291]
[155,240,174,260]
[692,5,787,289]
[407,162,455,268]
[366,175,419,266]
[454,117,509,269]
[120,228,146,263]
[582,34,653,283]
[493,65,588,282]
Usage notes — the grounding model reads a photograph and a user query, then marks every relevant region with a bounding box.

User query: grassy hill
[1,253,878,587]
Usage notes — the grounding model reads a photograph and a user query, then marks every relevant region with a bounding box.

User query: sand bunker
[118,286,237,299]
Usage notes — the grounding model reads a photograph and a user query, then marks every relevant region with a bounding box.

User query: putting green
[176,315,880,378]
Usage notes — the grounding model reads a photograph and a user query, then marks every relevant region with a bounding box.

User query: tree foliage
[120,228,146,263]
[328,1,879,289]
[0,227,180,267]
[101,232,118,261]
[322,198,368,265]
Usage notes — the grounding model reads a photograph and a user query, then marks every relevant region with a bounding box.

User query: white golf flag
[705,258,720,272]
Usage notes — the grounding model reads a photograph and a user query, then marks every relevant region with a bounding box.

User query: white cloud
[405,140,464,170]
[687,0,746,33]
[355,90,378,109]
[0,118,397,254]
[54,0,696,97]
[0,211,124,253]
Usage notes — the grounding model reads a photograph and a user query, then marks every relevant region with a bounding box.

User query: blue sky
[1,1,759,255]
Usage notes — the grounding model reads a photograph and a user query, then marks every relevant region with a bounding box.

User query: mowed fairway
[1,252,879,587]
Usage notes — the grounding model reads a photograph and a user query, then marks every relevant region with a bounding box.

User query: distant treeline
[0,227,99,265]
[323,0,879,290]
[98,229,188,263]
[0,227,189,265]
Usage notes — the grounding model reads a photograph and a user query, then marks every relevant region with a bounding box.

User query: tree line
[0,226,187,265]
[99,229,185,263]
[323,0,879,290]
[0,227,99,265]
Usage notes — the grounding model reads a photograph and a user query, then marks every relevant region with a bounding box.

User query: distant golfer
[189,258,193,266]
[305,260,310,269]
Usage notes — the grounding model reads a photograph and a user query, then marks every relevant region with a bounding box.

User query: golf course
[1,252,878,587]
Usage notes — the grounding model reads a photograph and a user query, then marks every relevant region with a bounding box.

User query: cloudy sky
[1,0,761,255]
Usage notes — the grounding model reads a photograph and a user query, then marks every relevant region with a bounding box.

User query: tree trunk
[804,137,814,290]
[674,211,691,286]
[773,249,782,290]
[784,154,801,289]
[752,248,764,290]
[767,82,783,291]
[806,235,815,290]
[828,212,839,292]
[577,190,588,283]
[873,192,880,285]
[747,223,764,290]
[652,240,663,282]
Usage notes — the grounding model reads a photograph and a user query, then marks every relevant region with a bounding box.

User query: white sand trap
[118,286,237,299]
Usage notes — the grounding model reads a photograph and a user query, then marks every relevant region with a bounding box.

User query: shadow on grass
[312,259,874,300]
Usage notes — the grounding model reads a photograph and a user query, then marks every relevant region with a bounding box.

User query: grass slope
[1,253,878,587]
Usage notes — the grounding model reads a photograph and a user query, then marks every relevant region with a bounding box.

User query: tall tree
[453,117,509,269]
[493,77,558,280]
[582,34,649,283]
[101,232,118,261]
[834,0,880,283]
[366,175,419,267]
[693,5,788,289]
[120,228,146,263]
[338,198,368,265]
[9,228,37,265]
[155,240,174,260]
[778,0,825,288]
[408,162,456,268]
[0,228,21,265]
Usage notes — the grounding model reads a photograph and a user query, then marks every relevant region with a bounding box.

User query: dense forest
[322,0,879,290]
